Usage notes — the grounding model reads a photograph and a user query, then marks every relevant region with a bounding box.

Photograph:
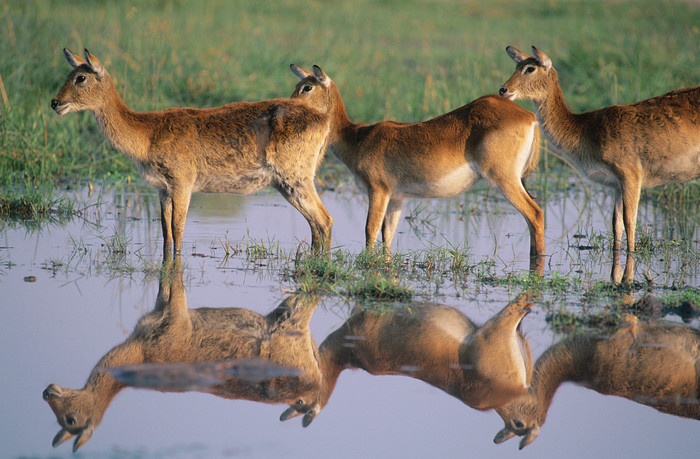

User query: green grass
[2,0,700,191]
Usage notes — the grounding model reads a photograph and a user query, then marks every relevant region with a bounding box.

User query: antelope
[43,258,322,452]
[494,314,700,449]
[499,46,700,281]
[289,65,544,264]
[280,293,533,427]
[51,49,333,255]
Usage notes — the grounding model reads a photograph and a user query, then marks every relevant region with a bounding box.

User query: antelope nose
[498,87,508,96]
[50,98,60,110]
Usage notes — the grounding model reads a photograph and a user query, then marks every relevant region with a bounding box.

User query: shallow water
[1,181,699,458]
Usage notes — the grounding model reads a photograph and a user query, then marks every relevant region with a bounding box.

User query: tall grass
[1,0,699,192]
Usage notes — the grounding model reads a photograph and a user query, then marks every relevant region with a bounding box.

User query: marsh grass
[0,187,74,222]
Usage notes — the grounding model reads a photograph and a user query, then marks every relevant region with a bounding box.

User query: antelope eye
[302,85,313,93]
[66,415,77,426]
[524,66,536,74]
[76,75,86,84]
[295,399,304,406]
[512,419,525,429]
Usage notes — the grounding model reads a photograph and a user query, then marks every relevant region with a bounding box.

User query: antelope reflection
[494,314,700,449]
[281,294,534,426]
[43,258,322,452]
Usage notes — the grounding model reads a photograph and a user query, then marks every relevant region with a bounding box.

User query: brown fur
[42,257,322,452]
[500,46,700,281]
[51,49,333,255]
[289,65,544,262]
[493,314,700,449]
[280,293,533,427]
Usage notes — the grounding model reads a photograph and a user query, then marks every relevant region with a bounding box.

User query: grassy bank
[1,0,699,191]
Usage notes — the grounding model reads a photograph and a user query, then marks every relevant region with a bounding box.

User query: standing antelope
[289,65,544,264]
[51,49,333,255]
[499,46,700,281]
[43,258,323,452]
[493,314,700,449]
[280,293,533,427]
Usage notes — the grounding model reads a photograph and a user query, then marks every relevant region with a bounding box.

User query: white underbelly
[195,169,272,194]
[396,164,480,198]
[560,152,620,188]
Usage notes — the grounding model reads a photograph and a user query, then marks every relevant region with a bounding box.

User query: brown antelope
[51,49,333,255]
[289,65,544,264]
[43,258,322,452]
[499,46,700,281]
[280,293,533,427]
[494,314,700,449]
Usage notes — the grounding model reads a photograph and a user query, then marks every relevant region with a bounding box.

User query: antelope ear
[83,49,105,76]
[312,65,330,87]
[63,48,86,69]
[290,64,313,80]
[52,428,74,447]
[519,425,540,449]
[302,412,316,427]
[505,46,529,64]
[531,46,552,70]
[73,423,95,452]
[279,406,303,421]
[493,427,516,444]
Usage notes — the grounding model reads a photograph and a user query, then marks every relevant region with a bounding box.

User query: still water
[1,181,698,458]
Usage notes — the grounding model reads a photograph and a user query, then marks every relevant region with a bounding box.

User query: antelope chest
[396,164,480,198]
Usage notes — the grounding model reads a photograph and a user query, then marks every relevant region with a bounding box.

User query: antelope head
[51,48,109,115]
[498,45,554,103]
[42,383,103,452]
[493,394,544,450]
[279,395,324,427]
[290,64,335,114]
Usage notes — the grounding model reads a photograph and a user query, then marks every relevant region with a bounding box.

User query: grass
[2,0,700,191]
[0,187,74,221]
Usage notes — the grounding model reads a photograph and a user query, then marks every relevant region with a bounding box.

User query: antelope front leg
[158,188,174,258]
[277,179,333,254]
[612,189,624,252]
[496,177,545,258]
[170,186,193,254]
[365,188,391,250]
[621,179,642,254]
[381,197,404,252]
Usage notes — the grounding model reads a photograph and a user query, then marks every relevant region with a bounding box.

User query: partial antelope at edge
[51,49,333,256]
[493,314,700,450]
[499,45,700,282]
[290,64,544,267]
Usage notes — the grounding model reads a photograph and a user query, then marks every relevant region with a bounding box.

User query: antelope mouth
[501,91,517,101]
[43,383,62,400]
[52,103,72,115]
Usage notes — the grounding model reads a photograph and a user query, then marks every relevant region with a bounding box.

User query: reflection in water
[494,314,700,449]
[42,257,322,452]
[281,294,534,426]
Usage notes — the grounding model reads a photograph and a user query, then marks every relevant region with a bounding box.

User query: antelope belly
[397,164,479,198]
[195,170,272,193]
